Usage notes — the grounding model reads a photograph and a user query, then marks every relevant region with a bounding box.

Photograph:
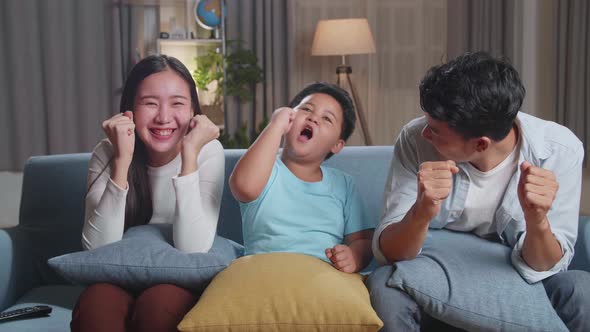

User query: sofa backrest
[16,146,393,286]
[19,146,394,247]
[217,146,394,243]
[15,146,590,285]
[19,153,90,257]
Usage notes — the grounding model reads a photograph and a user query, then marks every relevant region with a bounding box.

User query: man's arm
[521,219,562,271]
[518,161,569,271]
[511,139,583,283]
[379,203,432,262]
[229,108,296,202]
[379,161,459,262]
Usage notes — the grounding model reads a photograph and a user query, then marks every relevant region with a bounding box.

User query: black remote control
[0,305,52,323]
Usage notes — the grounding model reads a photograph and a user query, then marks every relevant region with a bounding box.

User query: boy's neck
[280,154,323,182]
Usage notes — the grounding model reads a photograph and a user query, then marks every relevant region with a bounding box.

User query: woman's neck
[147,145,182,168]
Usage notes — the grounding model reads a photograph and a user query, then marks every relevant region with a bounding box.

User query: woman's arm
[83,113,136,250]
[173,140,225,253]
[82,140,128,250]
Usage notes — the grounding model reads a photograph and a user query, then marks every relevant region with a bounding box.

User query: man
[371,52,589,331]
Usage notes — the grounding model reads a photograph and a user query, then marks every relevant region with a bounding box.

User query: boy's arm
[346,229,374,270]
[325,229,373,273]
[229,107,296,202]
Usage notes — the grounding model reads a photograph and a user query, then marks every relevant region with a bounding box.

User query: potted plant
[193,40,265,147]
[193,40,264,129]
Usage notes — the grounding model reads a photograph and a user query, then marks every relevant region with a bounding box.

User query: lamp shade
[311,18,376,56]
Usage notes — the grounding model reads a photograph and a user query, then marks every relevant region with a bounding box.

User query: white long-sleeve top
[82,138,225,253]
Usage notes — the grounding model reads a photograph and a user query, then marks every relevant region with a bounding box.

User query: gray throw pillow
[387,229,568,332]
[48,224,243,292]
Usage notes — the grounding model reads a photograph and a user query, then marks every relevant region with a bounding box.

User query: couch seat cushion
[0,285,83,332]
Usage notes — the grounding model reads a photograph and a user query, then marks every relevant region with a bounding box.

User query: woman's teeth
[152,129,173,136]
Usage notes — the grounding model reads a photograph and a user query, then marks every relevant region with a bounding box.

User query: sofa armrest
[570,216,590,272]
[0,227,40,311]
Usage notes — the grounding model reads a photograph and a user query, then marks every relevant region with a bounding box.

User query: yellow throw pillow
[178,252,383,332]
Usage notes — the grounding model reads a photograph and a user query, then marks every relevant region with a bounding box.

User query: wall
[0,172,22,228]
[521,0,589,215]
[1,0,587,227]
[287,0,447,146]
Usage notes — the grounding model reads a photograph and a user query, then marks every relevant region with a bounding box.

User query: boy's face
[284,93,345,162]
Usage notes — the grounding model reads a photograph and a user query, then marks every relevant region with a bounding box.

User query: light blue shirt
[240,157,373,262]
[374,112,584,283]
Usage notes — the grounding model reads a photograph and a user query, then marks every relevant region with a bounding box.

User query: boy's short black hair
[289,82,356,142]
[419,52,525,141]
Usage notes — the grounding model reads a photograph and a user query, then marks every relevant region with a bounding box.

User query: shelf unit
[155,0,227,129]
[157,38,222,47]
[156,38,223,76]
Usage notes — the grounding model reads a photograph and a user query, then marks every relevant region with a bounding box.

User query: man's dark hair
[289,82,356,142]
[419,52,525,141]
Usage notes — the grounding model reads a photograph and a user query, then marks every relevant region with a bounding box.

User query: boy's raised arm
[229,107,297,202]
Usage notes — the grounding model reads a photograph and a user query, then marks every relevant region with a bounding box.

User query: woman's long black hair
[114,55,201,230]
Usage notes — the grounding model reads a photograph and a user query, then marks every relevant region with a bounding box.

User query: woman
[71,55,224,332]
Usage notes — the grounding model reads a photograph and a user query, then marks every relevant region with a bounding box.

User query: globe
[195,0,222,30]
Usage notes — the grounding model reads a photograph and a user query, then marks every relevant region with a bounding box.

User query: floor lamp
[311,18,376,145]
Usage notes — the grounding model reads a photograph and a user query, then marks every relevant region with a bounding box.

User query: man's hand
[325,244,357,273]
[270,107,297,135]
[416,161,459,221]
[518,161,559,228]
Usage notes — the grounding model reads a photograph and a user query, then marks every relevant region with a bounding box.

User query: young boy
[229,82,374,273]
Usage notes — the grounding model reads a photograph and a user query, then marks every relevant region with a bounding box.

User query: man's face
[283,93,345,162]
[421,113,479,162]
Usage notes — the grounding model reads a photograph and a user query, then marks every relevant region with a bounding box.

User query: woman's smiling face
[133,69,193,166]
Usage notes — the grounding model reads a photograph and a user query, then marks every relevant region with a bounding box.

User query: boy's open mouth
[299,126,314,141]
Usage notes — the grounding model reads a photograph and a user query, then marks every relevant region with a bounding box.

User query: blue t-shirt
[240,157,372,262]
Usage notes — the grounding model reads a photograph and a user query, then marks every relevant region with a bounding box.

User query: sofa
[1,146,589,331]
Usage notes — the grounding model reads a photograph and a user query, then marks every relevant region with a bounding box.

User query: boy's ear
[330,139,345,155]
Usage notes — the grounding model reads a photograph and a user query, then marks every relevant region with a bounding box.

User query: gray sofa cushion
[48,224,243,292]
[387,229,568,332]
